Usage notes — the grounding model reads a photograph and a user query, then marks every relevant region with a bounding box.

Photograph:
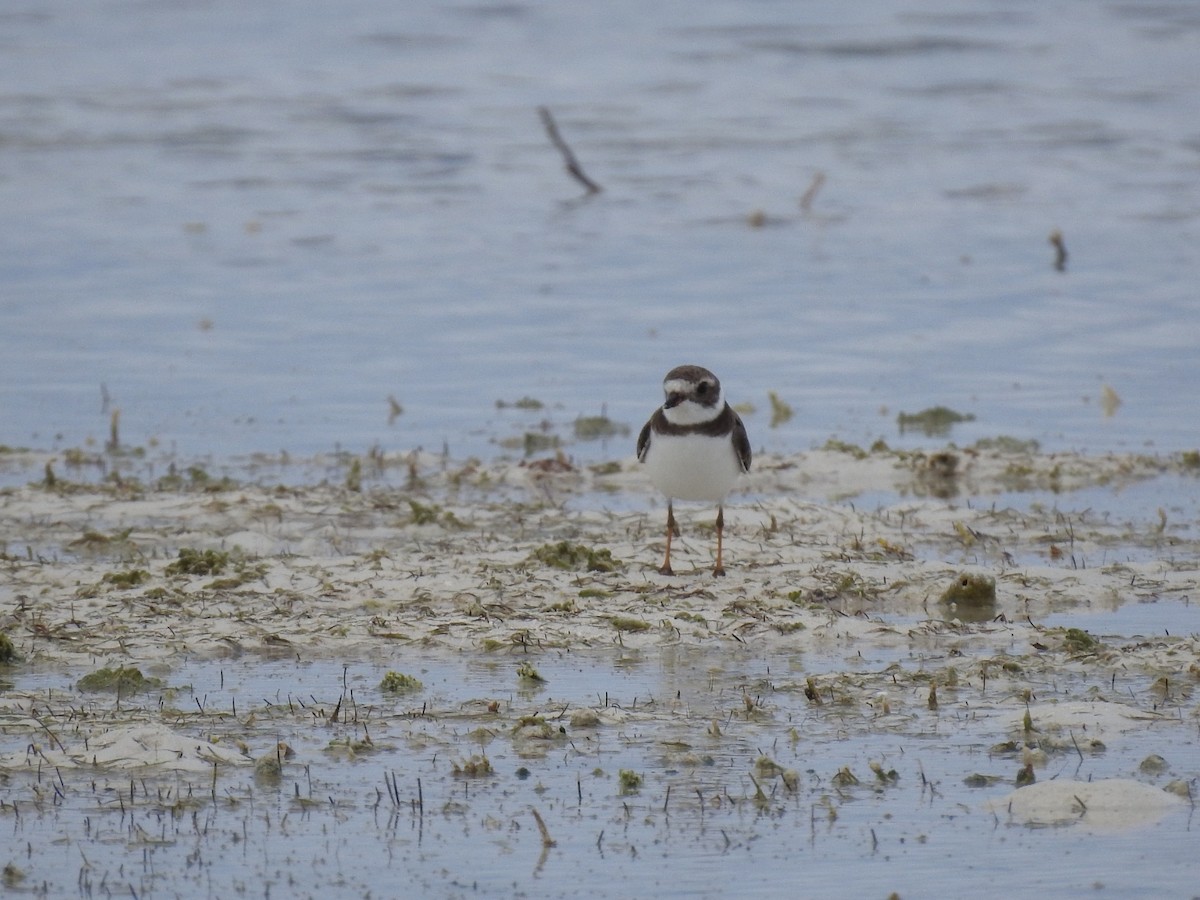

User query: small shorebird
[637,365,751,576]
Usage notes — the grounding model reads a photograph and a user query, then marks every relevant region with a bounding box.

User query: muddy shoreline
[1,444,1198,895]
[3,444,1198,665]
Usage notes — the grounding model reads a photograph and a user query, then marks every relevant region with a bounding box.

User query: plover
[637,365,751,576]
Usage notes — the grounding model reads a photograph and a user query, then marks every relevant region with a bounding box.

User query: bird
[637,365,751,576]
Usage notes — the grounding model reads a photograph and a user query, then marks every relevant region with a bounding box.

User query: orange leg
[659,501,678,575]
[713,505,726,577]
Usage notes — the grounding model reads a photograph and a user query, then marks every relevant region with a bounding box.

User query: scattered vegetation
[610,616,650,633]
[2,863,26,889]
[1061,628,1100,654]
[517,661,546,683]
[897,406,976,437]
[530,541,621,572]
[496,396,545,410]
[380,671,424,693]
[618,769,642,795]
[768,391,794,428]
[405,499,465,528]
[157,465,239,492]
[166,548,229,576]
[0,632,16,664]
[452,755,494,777]
[869,761,900,785]
[531,431,566,454]
[68,528,135,553]
[831,766,860,787]
[939,573,997,608]
[573,413,630,441]
[821,438,869,459]
[76,666,162,694]
[973,436,1040,454]
[206,562,268,591]
[345,458,363,492]
[102,568,150,589]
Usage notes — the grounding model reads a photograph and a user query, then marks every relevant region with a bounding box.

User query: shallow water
[2,1,1199,463]
[1042,597,1200,639]
[2,649,1194,898]
[2,5,1198,895]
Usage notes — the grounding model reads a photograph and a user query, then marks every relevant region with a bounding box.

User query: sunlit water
[2,1,1198,463]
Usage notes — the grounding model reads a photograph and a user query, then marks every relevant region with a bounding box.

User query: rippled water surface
[3,7,1198,897]
[2,0,1198,463]
[3,648,1196,899]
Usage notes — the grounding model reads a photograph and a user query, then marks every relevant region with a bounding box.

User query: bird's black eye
[696,381,710,396]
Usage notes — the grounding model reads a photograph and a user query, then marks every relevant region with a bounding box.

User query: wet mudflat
[1,445,1197,897]
[1,646,1195,899]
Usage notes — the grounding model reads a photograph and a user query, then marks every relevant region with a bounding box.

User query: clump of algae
[0,633,17,664]
[517,661,546,683]
[77,666,162,694]
[380,671,424,693]
[897,406,975,437]
[530,541,621,572]
[1062,628,1100,653]
[939,573,996,607]
[618,769,643,795]
[166,548,229,576]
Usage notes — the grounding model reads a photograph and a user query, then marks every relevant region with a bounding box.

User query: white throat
[662,385,725,427]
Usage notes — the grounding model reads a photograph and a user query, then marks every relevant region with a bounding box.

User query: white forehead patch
[663,377,697,397]
[662,377,725,426]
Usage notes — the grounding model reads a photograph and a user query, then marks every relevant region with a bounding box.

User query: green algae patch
[498,432,561,455]
[973,435,1040,454]
[206,563,268,591]
[496,396,544,410]
[573,413,630,441]
[939,573,997,607]
[0,632,17,665]
[618,769,643,795]
[517,661,546,683]
[380,671,424,694]
[611,616,651,633]
[451,754,494,777]
[77,666,162,694]
[1062,627,1100,653]
[530,541,621,573]
[897,406,976,437]
[102,568,151,589]
[166,548,229,576]
[406,500,465,529]
[768,391,794,428]
[821,438,869,459]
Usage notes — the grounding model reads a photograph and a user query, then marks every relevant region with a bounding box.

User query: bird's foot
[658,564,675,576]
[712,566,727,577]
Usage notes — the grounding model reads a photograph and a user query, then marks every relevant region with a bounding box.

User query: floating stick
[538,106,602,194]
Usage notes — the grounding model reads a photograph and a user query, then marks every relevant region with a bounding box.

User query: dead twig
[799,172,826,212]
[1049,229,1068,272]
[538,106,602,195]
[531,807,557,847]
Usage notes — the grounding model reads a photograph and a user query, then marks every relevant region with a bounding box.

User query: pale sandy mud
[1,444,1197,836]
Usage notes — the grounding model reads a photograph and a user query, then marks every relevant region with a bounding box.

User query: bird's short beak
[663,393,683,409]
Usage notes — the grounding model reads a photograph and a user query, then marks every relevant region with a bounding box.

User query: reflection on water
[2,2,1198,462]
[2,647,1195,897]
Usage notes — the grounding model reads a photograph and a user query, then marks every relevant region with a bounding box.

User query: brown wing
[636,415,654,462]
[731,409,751,472]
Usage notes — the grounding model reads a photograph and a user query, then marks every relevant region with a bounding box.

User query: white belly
[643,432,742,502]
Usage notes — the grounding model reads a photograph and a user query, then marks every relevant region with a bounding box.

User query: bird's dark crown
[663,365,721,408]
